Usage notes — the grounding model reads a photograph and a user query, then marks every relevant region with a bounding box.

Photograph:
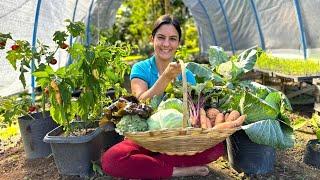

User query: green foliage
[175,45,199,63]
[0,20,84,117]
[0,123,19,140]
[183,46,294,149]
[294,114,320,140]
[239,92,279,124]
[184,19,199,49]
[239,91,294,149]
[255,52,320,76]
[32,22,132,134]
[100,0,198,56]
[0,20,131,134]
[0,94,33,125]
[0,122,20,150]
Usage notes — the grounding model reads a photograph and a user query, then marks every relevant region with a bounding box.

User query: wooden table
[252,68,320,105]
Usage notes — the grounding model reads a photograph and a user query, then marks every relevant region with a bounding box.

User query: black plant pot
[226,130,276,175]
[303,139,320,169]
[43,122,121,177]
[18,111,58,159]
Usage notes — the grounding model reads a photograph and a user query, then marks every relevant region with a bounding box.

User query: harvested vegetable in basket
[102,95,153,124]
[115,115,148,135]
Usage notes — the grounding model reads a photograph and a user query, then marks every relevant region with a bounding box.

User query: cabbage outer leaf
[242,119,294,149]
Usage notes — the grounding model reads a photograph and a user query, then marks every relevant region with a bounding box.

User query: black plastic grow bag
[303,139,320,169]
[226,130,276,175]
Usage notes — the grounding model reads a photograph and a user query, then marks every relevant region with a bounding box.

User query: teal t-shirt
[130,56,196,88]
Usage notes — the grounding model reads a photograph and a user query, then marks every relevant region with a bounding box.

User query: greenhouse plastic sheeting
[0,0,122,96]
[1,0,320,96]
[183,0,320,58]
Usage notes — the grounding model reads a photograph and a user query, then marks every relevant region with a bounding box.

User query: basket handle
[179,60,189,128]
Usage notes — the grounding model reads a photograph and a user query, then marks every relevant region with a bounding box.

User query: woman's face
[152,24,180,62]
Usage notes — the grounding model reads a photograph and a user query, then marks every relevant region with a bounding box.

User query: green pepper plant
[32,21,131,134]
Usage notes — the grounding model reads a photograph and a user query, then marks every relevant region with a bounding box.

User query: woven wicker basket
[124,61,238,155]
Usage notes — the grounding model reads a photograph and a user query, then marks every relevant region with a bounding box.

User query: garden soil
[1,110,320,180]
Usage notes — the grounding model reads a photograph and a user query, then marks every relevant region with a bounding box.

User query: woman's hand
[162,62,181,80]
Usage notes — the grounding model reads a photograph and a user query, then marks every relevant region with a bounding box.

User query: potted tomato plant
[32,21,130,176]
[0,32,59,159]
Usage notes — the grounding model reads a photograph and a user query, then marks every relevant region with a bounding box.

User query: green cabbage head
[147,109,183,130]
[158,98,183,113]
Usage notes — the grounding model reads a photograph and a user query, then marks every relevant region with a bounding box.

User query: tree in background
[101,0,199,56]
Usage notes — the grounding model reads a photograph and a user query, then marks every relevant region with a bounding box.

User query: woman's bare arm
[131,62,181,100]
[131,72,172,100]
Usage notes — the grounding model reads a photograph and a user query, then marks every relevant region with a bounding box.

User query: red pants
[101,139,225,179]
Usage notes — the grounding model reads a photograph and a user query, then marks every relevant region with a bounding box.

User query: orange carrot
[190,115,198,127]
[225,111,240,122]
[206,108,220,119]
[200,108,207,128]
[206,117,212,128]
[215,113,225,126]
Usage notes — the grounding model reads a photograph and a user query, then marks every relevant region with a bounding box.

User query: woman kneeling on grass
[101,14,246,179]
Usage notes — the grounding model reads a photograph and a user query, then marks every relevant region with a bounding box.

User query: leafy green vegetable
[238,91,294,149]
[165,46,295,149]
[208,46,228,69]
[239,92,278,124]
[242,119,294,149]
[158,98,183,113]
[186,62,223,83]
[115,115,148,135]
[147,109,183,130]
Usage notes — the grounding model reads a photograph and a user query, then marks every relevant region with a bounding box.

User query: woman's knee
[100,140,140,176]
[101,148,116,175]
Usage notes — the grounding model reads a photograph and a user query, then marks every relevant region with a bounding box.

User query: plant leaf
[264,92,281,113]
[292,117,308,130]
[236,46,261,73]
[242,119,294,149]
[239,91,278,124]
[186,62,213,81]
[208,46,228,68]
[149,95,163,111]
[241,81,271,99]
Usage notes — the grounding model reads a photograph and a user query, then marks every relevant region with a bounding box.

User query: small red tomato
[60,42,69,49]
[50,58,57,65]
[11,44,20,50]
[28,106,36,112]
[0,41,6,47]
